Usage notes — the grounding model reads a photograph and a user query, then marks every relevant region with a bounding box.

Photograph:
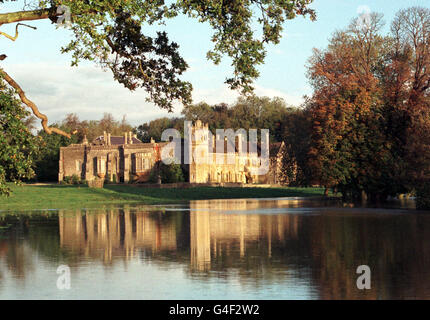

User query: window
[136,154,142,172]
[100,158,106,174]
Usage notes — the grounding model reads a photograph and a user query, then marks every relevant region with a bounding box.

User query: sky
[0,0,429,128]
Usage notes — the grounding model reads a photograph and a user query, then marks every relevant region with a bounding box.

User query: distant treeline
[29,95,312,185]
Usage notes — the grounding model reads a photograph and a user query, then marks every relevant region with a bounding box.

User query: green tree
[281,106,312,185]
[137,117,183,142]
[0,85,39,195]
[149,161,184,183]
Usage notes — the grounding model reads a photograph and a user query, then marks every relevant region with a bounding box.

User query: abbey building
[58,120,291,185]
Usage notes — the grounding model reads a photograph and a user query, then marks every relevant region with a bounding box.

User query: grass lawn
[0,184,329,211]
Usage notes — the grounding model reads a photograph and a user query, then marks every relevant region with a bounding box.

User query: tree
[0,85,39,195]
[149,161,185,183]
[307,13,403,200]
[280,105,312,185]
[389,7,430,186]
[181,95,295,142]
[137,117,183,142]
[22,115,37,132]
[307,7,430,201]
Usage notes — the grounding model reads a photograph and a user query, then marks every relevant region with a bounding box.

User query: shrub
[149,161,184,183]
[71,174,80,185]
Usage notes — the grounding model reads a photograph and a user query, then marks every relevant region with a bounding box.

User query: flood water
[0,198,429,300]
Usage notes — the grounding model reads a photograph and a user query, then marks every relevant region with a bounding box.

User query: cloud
[192,84,304,106]
[3,62,305,130]
[4,62,176,128]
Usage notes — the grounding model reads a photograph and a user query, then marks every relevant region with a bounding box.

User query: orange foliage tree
[307,7,430,201]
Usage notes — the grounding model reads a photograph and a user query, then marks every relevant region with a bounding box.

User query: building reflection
[58,200,304,271]
[59,208,178,263]
[189,199,301,271]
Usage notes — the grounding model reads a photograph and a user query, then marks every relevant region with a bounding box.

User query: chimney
[129,132,133,144]
[107,133,111,146]
[124,132,128,145]
[83,135,88,145]
[103,131,107,145]
[150,137,155,144]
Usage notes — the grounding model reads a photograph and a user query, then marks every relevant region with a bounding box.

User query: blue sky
[0,0,429,127]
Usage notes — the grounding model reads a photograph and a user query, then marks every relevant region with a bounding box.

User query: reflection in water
[1,198,430,299]
[59,209,178,263]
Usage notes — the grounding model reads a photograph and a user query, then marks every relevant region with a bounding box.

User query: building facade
[59,121,289,185]
[59,132,166,183]
[187,120,288,184]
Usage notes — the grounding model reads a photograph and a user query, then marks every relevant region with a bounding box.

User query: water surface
[0,198,429,300]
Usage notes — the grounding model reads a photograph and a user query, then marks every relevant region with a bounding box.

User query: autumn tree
[307,13,403,200]
[388,7,430,186]
[308,7,430,202]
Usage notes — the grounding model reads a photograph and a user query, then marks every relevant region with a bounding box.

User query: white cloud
[254,85,305,106]
[192,83,304,106]
[3,62,305,130]
[4,62,177,128]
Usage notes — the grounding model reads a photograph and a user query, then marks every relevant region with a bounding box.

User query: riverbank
[0,184,330,211]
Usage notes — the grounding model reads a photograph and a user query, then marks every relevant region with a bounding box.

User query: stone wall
[59,145,86,181]
[59,140,162,183]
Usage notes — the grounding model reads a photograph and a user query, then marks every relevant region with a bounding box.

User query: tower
[189,120,210,183]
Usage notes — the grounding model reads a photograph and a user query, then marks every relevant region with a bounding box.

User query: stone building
[187,120,288,184]
[58,120,290,185]
[59,131,167,183]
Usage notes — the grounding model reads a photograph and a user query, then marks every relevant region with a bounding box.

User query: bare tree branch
[0,23,37,41]
[0,67,71,138]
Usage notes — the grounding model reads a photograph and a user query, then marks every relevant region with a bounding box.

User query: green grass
[0,184,329,211]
